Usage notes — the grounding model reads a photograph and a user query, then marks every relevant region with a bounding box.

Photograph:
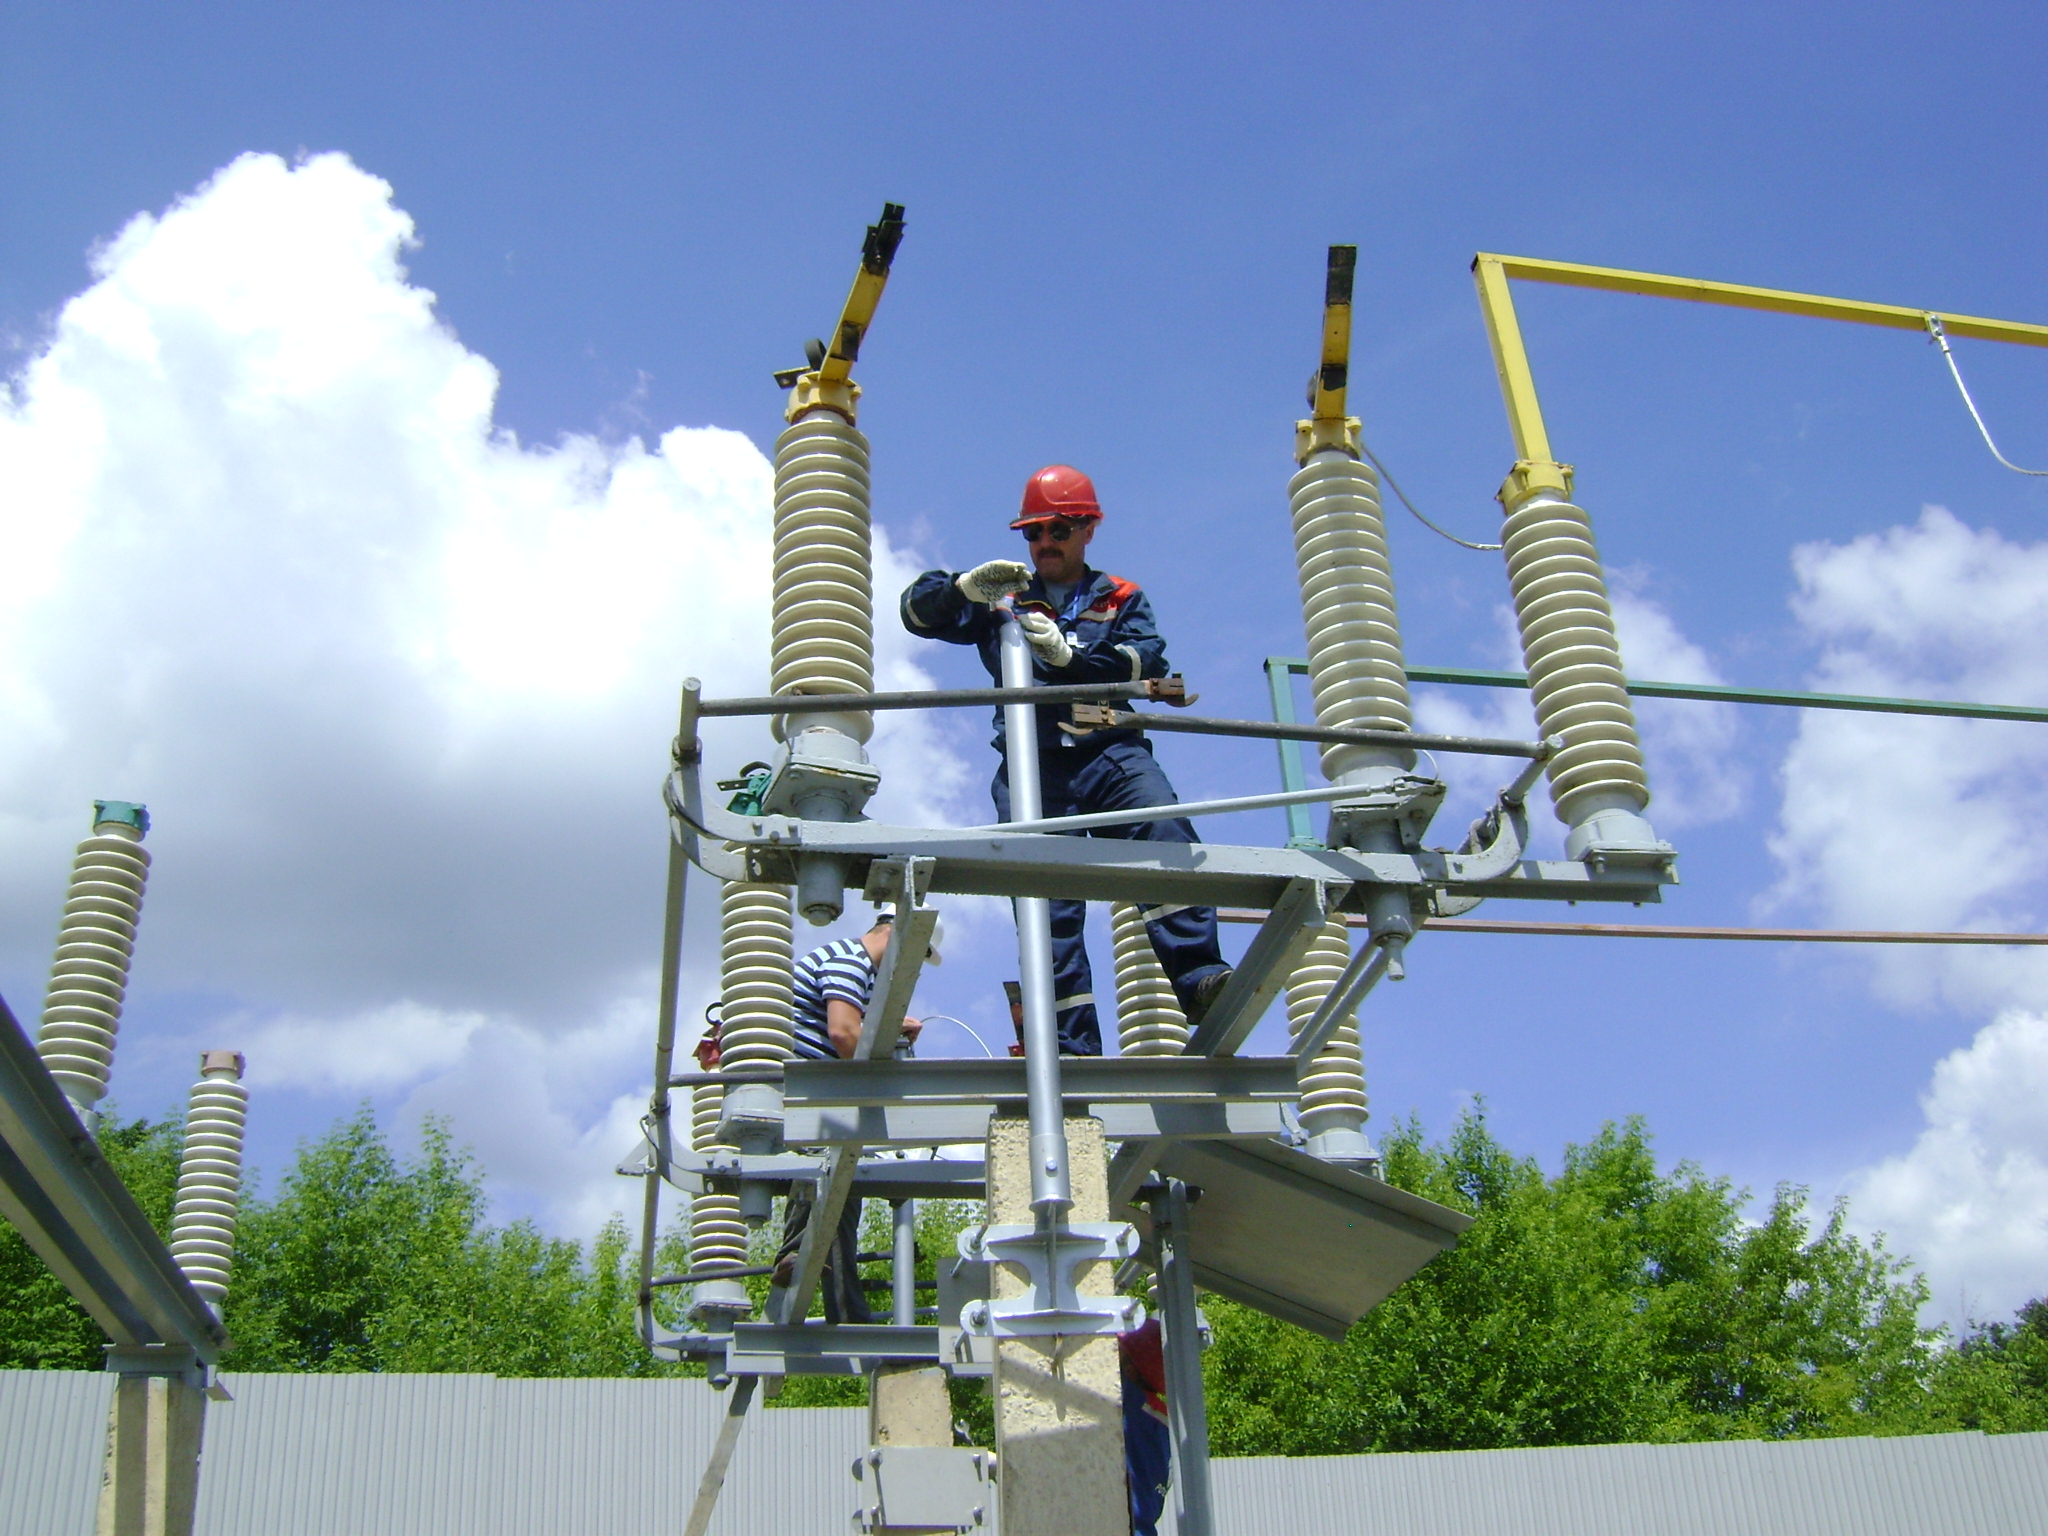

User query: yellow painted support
[1479,253,2048,348]
[784,203,907,424]
[1471,251,2048,504]
[1471,256,1571,503]
[1297,245,1365,462]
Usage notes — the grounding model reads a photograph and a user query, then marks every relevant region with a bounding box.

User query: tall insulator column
[712,880,795,1221]
[760,204,902,927]
[168,1051,247,1309]
[1110,902,1187,1056]
[1284,922,1370,1154]
[1499,482,1659,858]
[1288,448,1415,789]
[1282,246,1407,1166]
[688,1077,751,1321]
[37,801,151,1134]
[771,411,875,748]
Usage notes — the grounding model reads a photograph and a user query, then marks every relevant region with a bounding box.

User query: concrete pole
[869,1197,953,1462]
[96,1373,205,1536]
[986,1111,1126,1536]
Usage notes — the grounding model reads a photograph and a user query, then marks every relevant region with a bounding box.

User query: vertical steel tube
[998,609,1071,1215]
[1158,1179,1214,1536]
[891,1198,918,1327]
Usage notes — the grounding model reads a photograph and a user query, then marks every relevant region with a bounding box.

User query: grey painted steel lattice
[2,1372,2044,1535]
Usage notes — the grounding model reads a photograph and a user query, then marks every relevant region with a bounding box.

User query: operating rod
[694,678,1189,718]
[1065,703,1548,758]
[998,604,1072,1215]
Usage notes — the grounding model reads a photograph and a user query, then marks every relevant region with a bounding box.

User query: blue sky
[5,2,2048,1324]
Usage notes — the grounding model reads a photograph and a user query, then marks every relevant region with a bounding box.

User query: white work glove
[956,559,1032,605]
[1018,609,1074,669]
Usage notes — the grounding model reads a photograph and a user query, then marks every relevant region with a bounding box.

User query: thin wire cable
[1357,437,1503,551]
[1925,315,2048,477]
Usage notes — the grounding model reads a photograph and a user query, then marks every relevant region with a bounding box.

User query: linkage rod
[1066,703,1549,759]
[1216,910,2048,944]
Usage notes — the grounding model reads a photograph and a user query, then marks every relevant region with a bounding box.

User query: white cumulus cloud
[1769,506,2048,1323]
[1847,1010,2048,1325]
[0,151,972,1230]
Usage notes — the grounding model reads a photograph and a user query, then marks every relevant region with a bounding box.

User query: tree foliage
[1203,1108,1937,1453]
[4,1099,2044,1453]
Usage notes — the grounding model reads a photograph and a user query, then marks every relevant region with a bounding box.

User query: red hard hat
[1011,464,1103,528]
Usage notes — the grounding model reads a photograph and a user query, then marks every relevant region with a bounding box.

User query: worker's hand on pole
[956,559,1033,605]
[1018,609,1074,668]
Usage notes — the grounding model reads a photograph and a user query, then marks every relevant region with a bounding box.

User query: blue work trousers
[992,738,1226,1057]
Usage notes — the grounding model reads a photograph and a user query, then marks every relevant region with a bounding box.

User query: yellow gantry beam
[1470,251,2048,501]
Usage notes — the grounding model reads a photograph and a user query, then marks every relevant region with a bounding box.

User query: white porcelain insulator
[717,881,795,1075]
[771,412,874,744]
[1289,450,1414,783]
[1285,920,1369,1138]
[1110,902,1188,1056]
[1500,490,1649,828]
[169,1060,247,1307]
[689,1081,748,1277]
[36,825,150,1114]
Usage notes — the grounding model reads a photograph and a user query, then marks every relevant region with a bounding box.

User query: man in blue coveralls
[899,464,1232,1056]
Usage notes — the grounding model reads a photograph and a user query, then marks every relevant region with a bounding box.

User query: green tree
[1202,1108,1935,1454]
[222,1108,677,1376]
[0,1110,182,1370]
[1887,1298,2048,1435]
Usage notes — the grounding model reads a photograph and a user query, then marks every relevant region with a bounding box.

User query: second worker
[899,464,1233,1056]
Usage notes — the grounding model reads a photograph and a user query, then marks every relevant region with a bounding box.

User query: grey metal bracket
[1326,774,1446,853]
[957,1221,1145,1338]
[1185,876,1344,1055]
[852,1445,997,1534]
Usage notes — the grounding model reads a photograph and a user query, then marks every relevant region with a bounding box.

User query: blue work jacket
[900,565,1171,752]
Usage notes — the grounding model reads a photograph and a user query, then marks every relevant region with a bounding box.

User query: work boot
[1183,968,1234,1031]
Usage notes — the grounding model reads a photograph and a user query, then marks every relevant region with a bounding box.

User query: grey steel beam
[0,991,227,1363]
[1185,877,1343,1055]
[726,1322,947,1375]
[784,1100,1291,1149]
[783,1055,1302,1107]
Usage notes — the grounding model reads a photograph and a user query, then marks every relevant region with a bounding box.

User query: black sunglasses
[1021,523,1077,544]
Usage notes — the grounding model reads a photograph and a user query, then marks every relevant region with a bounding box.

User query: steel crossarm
[725,1322,949,1376]
[785,1100,1292,1148]
[783,1055,1303,1107]
[1186,877,1344,1055]
[0,990,228,1366]
[668,765,1674,908]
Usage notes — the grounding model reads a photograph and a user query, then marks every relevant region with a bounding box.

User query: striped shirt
[791,937,876,1061]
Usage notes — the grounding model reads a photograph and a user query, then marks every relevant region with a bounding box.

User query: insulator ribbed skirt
[1289,450,1413,781]
[1110,902,1188,1056]
[771,412,875,743]
[689,1081,748,1275]
[717,882,794,1075]
[1285,920,1368,1137]
[37,828,150,1110]
[169,1075,247,1305]
[1500,492,1649,826]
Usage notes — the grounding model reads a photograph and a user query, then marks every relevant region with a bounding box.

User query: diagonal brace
[1186,877,1346,1055]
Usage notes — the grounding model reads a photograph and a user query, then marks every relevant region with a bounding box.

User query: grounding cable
[1357,436,1503,551]
[1925,315,2048,477]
